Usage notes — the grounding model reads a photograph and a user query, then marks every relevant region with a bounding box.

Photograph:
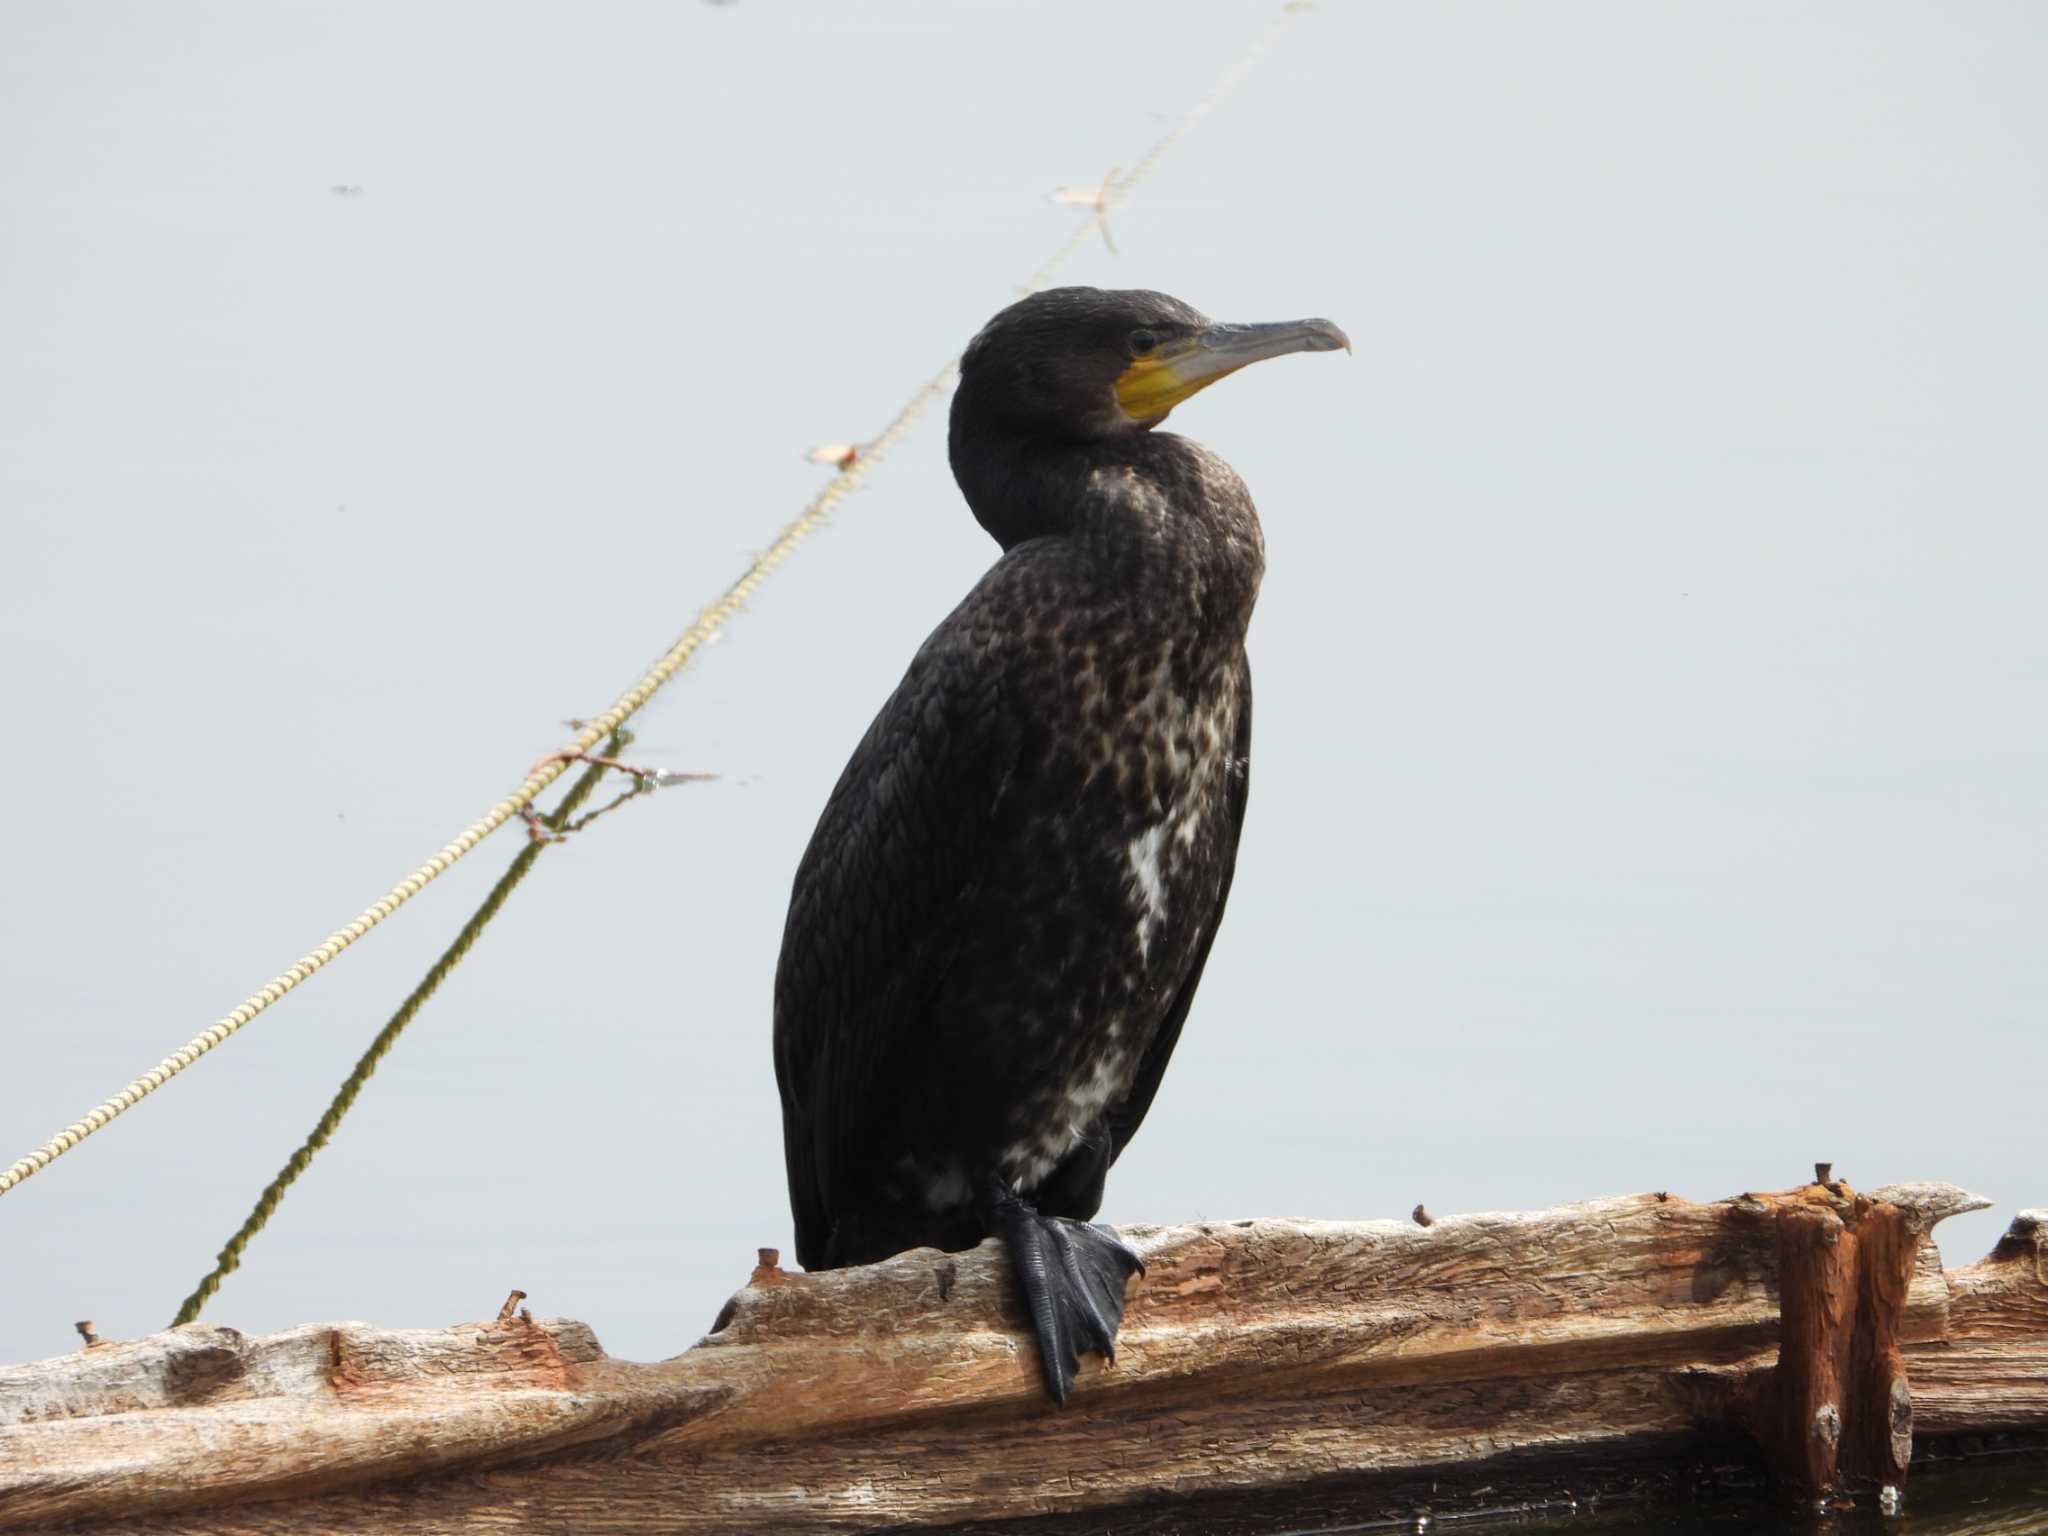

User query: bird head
[953,286,1349,441]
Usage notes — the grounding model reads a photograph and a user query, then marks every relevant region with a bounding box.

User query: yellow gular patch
[1113,352,1244,423]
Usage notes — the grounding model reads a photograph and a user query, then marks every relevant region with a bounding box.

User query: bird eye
[1128,329,1160,357]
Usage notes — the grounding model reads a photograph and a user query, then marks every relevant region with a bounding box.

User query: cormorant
[773,286,1348,1402]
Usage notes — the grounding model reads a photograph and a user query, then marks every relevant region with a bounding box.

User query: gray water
[3,3,2045,1527]
[1363,1455,2048,1535]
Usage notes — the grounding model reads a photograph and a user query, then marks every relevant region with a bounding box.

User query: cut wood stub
[1773,1201,1857,1498]
[1731,1183,1941,1501]
[1844,1203,1918,1487]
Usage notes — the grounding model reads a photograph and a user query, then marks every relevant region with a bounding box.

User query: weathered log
[1911,1208,2048,1436]
[2,1179,2043,1534]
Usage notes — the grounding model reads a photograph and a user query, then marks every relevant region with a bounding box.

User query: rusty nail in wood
[75,1320,99,1348]
[1815,1161,1833,1186]
[747,1248,793,1289]
[497,1289,528,1322]
[1412,1204,1434,1228]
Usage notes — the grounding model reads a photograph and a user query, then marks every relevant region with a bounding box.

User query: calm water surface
[3,3,2045,1528]
[1377,1457,2048,1536]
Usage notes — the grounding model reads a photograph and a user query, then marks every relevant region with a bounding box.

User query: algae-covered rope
[0,1,1310,1201]
[0,371,928,1197]
[169,740,627,1325]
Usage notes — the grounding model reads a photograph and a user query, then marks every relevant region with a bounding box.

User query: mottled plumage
[773,287,1345,1401]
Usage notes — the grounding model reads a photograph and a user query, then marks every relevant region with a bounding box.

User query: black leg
[1034,1122,1112,1220]
[986,1176,1145,1405]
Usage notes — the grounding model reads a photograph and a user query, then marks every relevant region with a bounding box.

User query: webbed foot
[992,1186,1145,1404]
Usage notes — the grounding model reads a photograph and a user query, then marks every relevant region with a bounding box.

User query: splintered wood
[3,1180,2044,1534]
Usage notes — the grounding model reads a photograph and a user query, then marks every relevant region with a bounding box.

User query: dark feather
[772,288,1315,1301]
[1107,675,1250,1160]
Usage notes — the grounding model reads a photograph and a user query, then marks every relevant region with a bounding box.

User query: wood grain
[2,1181,2040,1534]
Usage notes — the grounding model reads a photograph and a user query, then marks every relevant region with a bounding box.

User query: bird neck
[947,419,1096,550]
[949,425,1265,644]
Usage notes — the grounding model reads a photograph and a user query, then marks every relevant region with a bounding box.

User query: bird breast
[997,648,1244,1192]
[1111,650,1239,963]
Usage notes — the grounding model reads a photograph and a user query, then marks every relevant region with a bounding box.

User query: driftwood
[3,1176,2045,1533]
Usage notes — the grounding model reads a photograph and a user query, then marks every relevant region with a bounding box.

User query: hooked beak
[1114,316,1351,424]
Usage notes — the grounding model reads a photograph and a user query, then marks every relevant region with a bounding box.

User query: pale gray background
[3,1,2043,1370]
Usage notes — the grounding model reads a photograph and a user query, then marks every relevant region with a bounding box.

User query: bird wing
[1107,660,1251,1161]
[772,583,1026,1269]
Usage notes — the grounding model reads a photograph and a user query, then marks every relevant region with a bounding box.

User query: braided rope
[168,743,625,1324]
[0,1,1308,1201]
